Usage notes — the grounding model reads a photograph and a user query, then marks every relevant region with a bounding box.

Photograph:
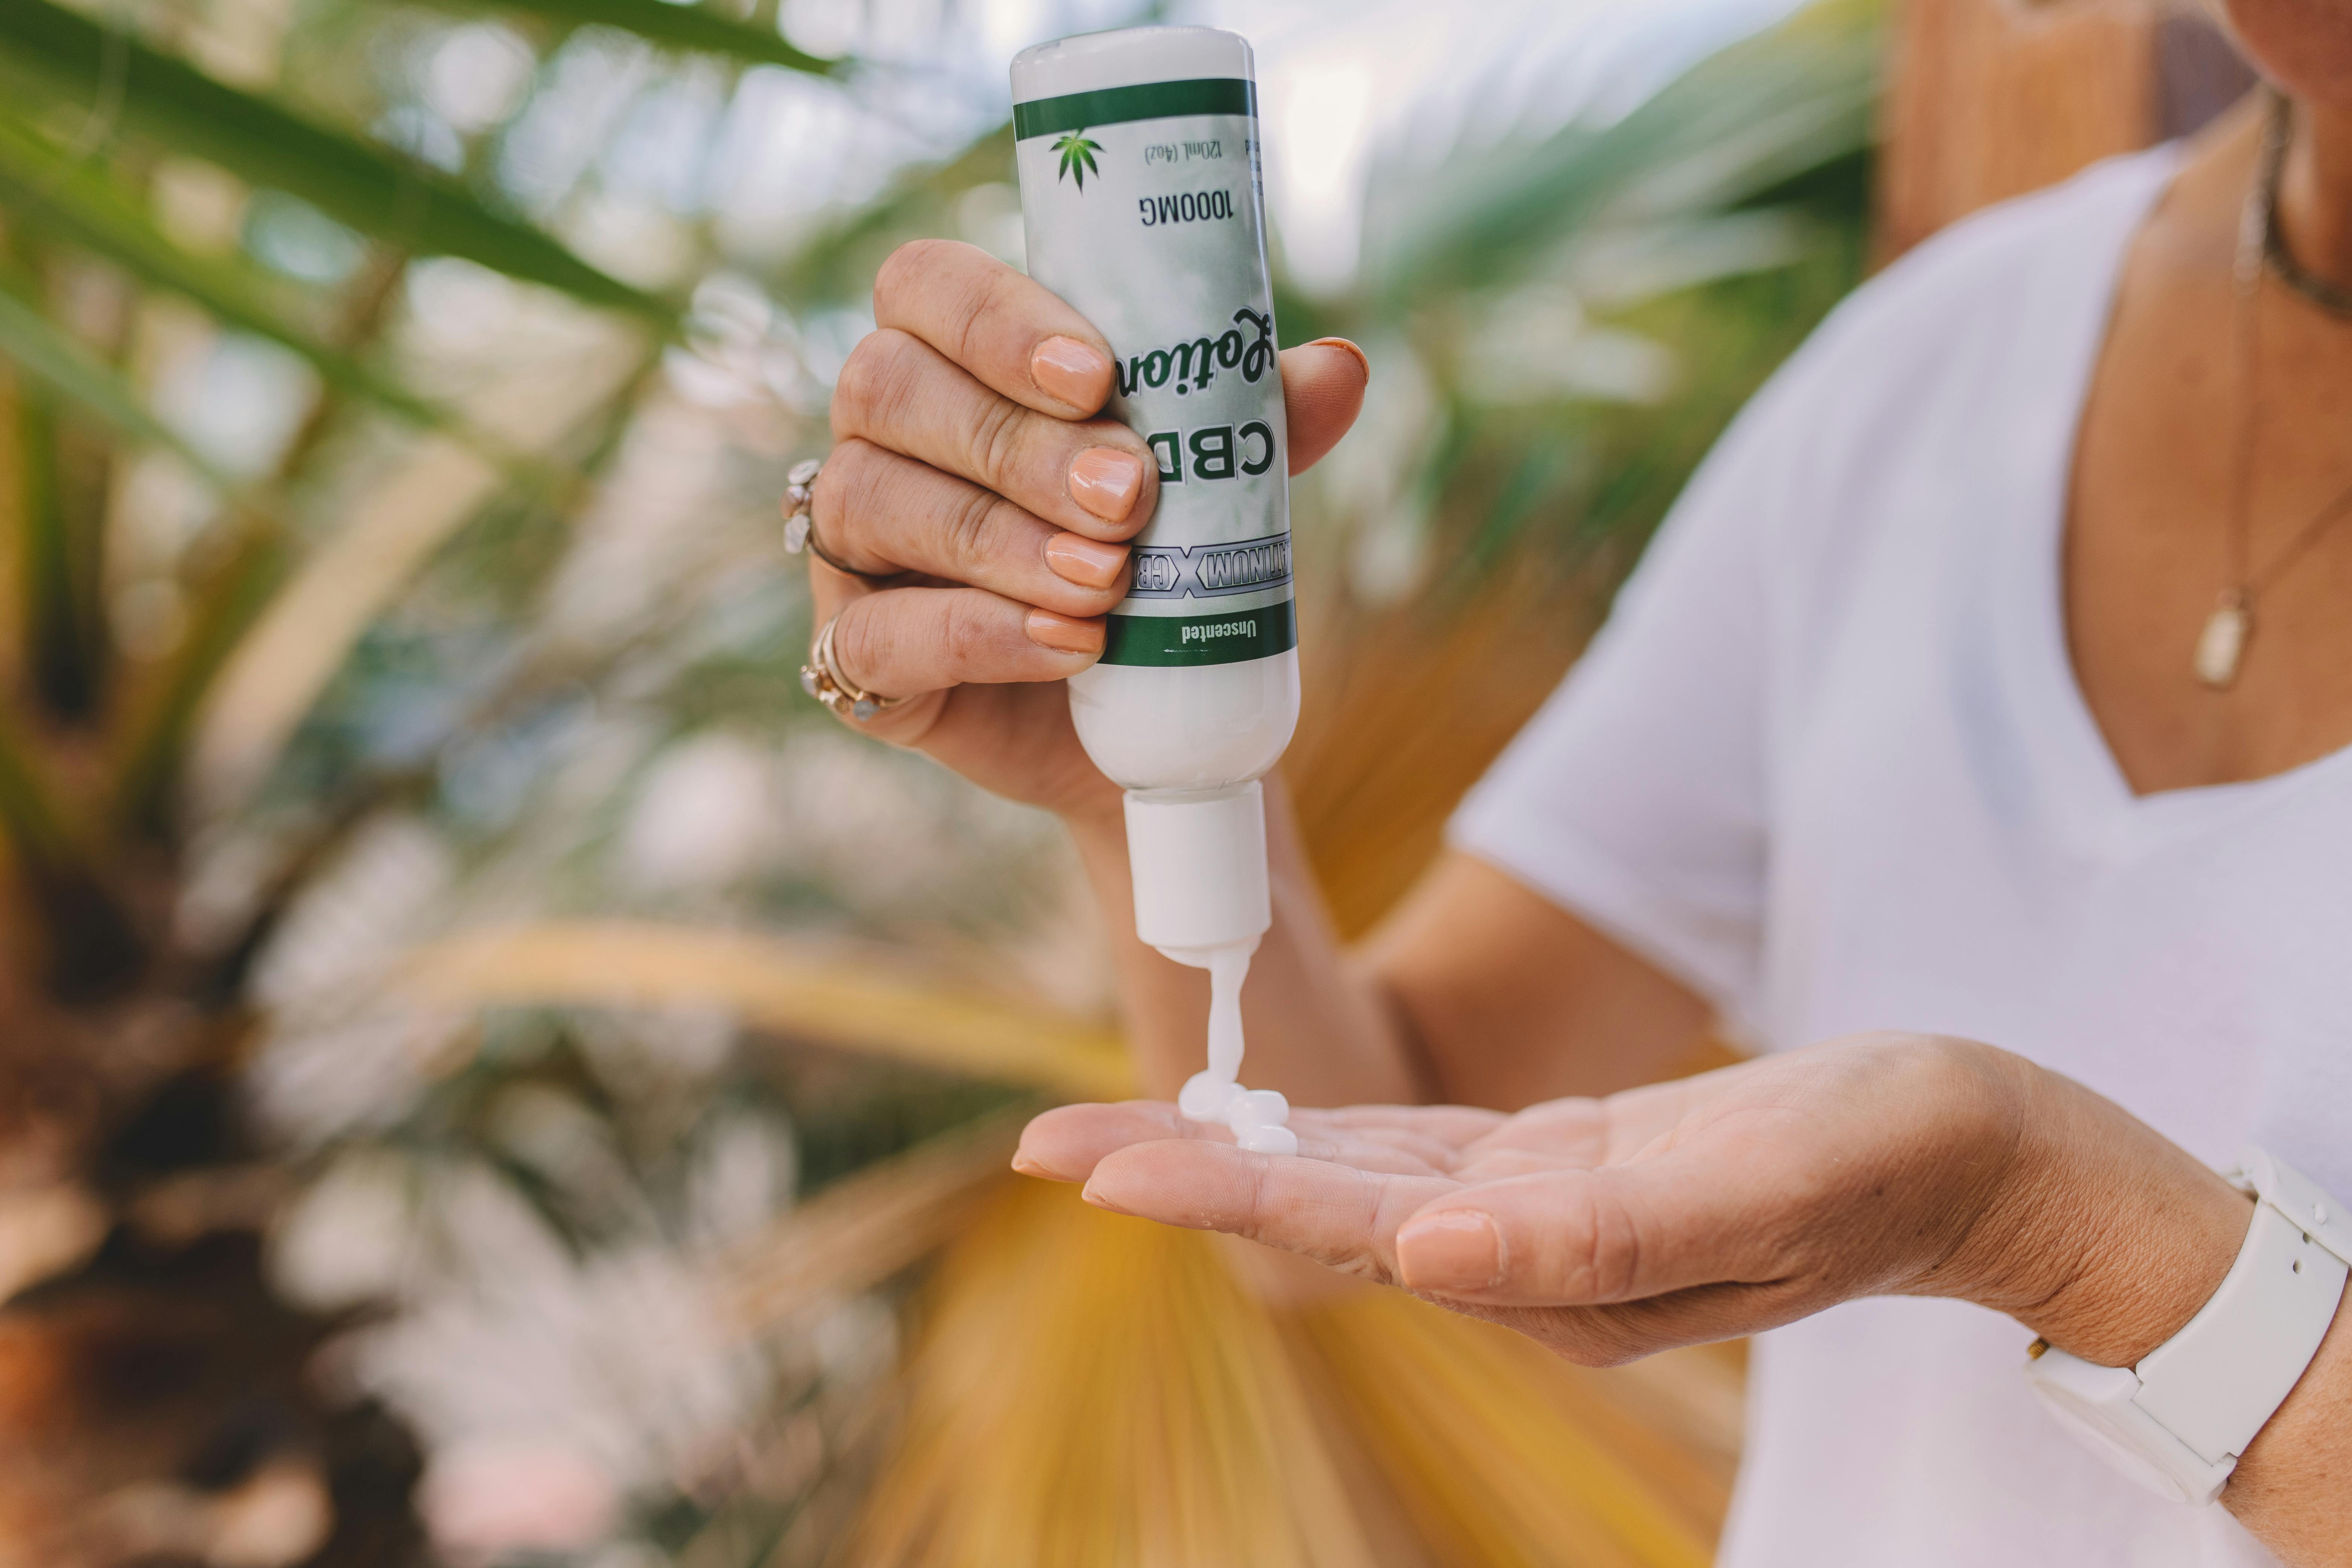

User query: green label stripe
[1014,78,1256,140]
[1101,601,1295,667]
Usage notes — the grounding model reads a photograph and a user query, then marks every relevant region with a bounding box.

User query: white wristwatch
[2024,1147,2350,1505]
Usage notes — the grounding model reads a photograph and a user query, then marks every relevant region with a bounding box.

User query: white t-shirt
[1450,144,2352,1567]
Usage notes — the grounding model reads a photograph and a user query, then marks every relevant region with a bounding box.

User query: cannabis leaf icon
[1053,130,1103,190]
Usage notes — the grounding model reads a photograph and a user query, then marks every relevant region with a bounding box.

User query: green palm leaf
[0,268,231,488]
[110,533,285,840]
[773,121,1013,306]
[0,265,289,746]
[0,115,458,435]
[424,0,837,73]
[0,0,666,322]
[1363,5,1878,307]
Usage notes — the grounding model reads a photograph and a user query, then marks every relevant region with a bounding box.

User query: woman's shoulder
[1721,143,2180,557]
[1683,146,2183,686]
[1800,144,2182,380]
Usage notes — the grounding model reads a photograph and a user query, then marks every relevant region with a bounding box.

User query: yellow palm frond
[1289,562,1603,939]
[1283,1290,1729,1567]
[720,1110,1026,1331]
[397,921,1132,1100]
[187,333,643,816]
[842,1179,1738,1568]
[840,1178,1378,1568]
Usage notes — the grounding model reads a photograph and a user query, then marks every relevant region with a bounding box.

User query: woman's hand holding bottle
[804,238,1367,819]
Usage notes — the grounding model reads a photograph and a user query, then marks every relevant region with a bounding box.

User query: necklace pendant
[2194,593,2252,690]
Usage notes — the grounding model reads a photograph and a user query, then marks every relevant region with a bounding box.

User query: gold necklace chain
[2196,94,2352,690]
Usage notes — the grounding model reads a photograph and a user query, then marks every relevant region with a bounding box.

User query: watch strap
[2024,1351,2233,1503]
[2221,1147,2349,1265]
[2136,1149,2350,1465]
[2024,1147,2350,1505]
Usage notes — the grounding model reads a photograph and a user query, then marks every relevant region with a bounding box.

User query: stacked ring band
[799,612,913,723]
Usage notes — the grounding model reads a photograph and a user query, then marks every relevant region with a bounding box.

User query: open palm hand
[1013,1035,2159,1365]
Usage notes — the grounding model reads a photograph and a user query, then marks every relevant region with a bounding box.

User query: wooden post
[1875,0,2257,259]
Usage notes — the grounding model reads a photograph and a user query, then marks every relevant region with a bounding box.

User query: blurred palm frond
[430,0,841,75]
[843,1178,1377,1568]
[1289,564,1608,937]
[400,922,1132,1099]
[0,274,230,489]
[0,115,457,435]
[844,1177,1743,1567]
[1364,0,1879,307]
[1283,1288,1730,1566]
[0,0,665,320]
[720,1109,1027,1331]
[187,331,648,815]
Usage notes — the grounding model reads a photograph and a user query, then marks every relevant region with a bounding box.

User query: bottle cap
[1122,782,1271,958]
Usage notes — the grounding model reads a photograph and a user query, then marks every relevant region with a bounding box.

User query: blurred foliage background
[0,0,1893,1562]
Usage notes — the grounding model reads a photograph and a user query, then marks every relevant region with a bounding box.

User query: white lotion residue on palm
[1174,941,1295,1155]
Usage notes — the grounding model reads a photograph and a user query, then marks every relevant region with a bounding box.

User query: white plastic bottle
[1011,27,1300,1152]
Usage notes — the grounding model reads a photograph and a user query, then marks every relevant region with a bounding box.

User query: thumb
[1392,1159,1782,1307]
[1279,338,1368,473]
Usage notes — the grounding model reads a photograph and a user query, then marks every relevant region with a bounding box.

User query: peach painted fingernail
[1307,336,1371,381]
[1025,608,1105,655]
[1032,335,1112,408]
[1067,448,1144,522]
[1396,1210,1504,1292]
[1044,532,1127,588]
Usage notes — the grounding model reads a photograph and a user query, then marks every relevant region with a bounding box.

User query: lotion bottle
[1011,27,1299,1135]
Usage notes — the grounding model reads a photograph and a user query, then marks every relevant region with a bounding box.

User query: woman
[792,3,2352,1560]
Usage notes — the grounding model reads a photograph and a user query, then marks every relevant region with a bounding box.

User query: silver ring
[781,456,896,583]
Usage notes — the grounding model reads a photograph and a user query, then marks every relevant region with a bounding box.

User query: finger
[833,329,1158,541]
[805,548,890,639]
[1392,1159,1788,1307]
[813,438,1129,618]
[1014,1101,1190,1182]
[875,239,1119,418]
[829,582,1102,700]
[1079,1138,1456,1284]
[1016,1102,1459,1184]
[802,563,949,744]
[1280,338,1369,474]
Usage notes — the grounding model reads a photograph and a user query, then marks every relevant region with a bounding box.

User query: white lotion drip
[1175,941,1296,1156]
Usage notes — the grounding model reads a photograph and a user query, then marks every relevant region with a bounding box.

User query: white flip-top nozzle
[1122,781,1271,962]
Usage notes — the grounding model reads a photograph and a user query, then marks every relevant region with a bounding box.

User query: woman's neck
[2278,96,2352,291]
